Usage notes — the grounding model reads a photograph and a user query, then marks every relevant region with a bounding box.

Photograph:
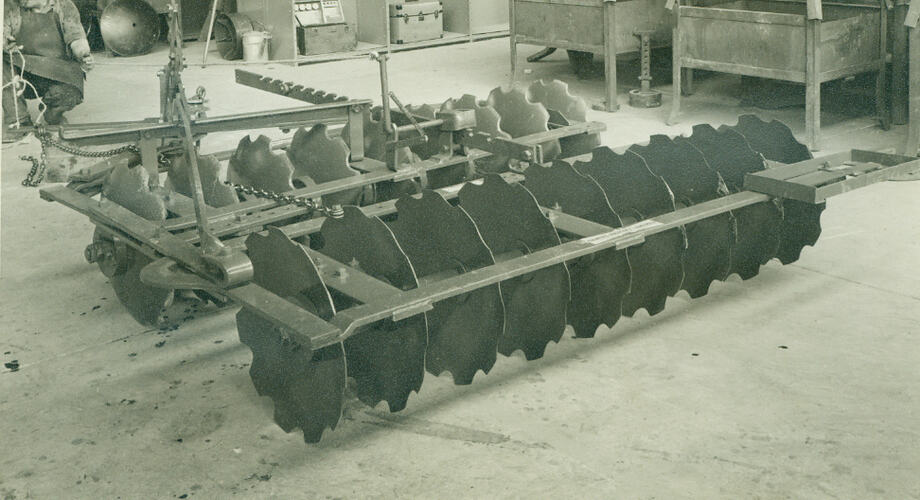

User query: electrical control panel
[293,0,346,27]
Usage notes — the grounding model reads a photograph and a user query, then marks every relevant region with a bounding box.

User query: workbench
[669,0,889,150]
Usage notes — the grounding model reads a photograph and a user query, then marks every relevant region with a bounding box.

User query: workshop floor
[1,39,918,500]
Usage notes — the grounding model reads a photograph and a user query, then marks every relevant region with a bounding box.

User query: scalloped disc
[524,161,632,337]
[487,85,561,160]
[387,191,505,385]
[237,311,346,443]
[288,124,363,207]
[574,148,685,316]
[629,136,734,298]
[238,227,344,443]
[721,115,824,265]
[228,135,295,193]
[678,124,782,279]
[459,174,571,360]
[103,163,167,221]
[318,206,428,412]
[528,79,588,123]
[166,153,239,208]
[110,247,174,326]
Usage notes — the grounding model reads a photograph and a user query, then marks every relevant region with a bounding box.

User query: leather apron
[11,8,85,93]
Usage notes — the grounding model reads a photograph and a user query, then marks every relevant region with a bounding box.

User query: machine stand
[628,30,662,108]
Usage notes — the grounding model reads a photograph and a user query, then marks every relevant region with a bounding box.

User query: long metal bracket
[235,69,353,104]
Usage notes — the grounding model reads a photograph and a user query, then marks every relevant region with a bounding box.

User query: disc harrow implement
[200,118,913,443]
[36,36,919,443]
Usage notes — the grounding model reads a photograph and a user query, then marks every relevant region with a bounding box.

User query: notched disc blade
[680,125,782,278]
[166,153,239,208]
[388,191,504,385]
[574,148,677,220]
[680,124,765,191]
[573,148,684,316]
[110,247,174,326]
[288,124,363,206]
[237,310,345,443]
[630,136,733,297]
[524,161,631,337]
[527,79,599,156]
[487,85,561,160]
[776,199,824,264]
[103,163,167,221]
[228,135,295,193]
[527,79,588,123]
[629,135,727,205]
[241,227,344,441]
[319,206,428,412]
[723,116,824,265]
[732,202,783,279]
[459,174,570,360]
[681,215,734,298]
[725,114,812,165]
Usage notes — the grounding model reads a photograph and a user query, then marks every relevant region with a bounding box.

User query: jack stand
[628,31,662,108]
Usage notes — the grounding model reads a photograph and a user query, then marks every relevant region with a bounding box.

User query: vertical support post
[877,0,891,130]
[602,0,619,112]
[373,52,393,134]
[682,70,694,95]
[892,1,910,125]
[805,18,821,151]
[347,105,365,161]
[509,0,517,84]
[467,0,474,42]
[907,26,920,155]
[668,0,681,125]
[201,0,219,64]
[681,0,694,95]
[138,137,159,187]
[176,98,222,255]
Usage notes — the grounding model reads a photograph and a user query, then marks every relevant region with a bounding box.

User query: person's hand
[69,38,93,71]
[80,53,95,72]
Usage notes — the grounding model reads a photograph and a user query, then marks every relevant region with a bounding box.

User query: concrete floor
[1,39,918,499]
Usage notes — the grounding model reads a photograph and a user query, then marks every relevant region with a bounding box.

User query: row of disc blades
[97,80,598,326]
[237,114,826,443]
[226,79,599,197]
[101,78,595,225]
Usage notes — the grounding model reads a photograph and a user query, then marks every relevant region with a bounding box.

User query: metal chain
[20,155,45,187]
[21,128,140,187]
[226,182,344,218]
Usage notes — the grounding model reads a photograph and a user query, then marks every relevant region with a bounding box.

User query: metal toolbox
[297,23,357,55]
[389,1,444,44]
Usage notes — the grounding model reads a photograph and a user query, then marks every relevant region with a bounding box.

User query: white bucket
[242,31,271,62]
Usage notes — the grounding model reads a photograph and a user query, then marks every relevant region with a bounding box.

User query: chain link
[226,182,344,218]
[21,128,141,187]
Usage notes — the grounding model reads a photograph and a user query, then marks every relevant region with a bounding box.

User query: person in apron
[3,0,94,134]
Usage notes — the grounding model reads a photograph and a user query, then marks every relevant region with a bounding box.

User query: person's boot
[42,106,68,126]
